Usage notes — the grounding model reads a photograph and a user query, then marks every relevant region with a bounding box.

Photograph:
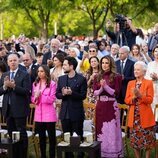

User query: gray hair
[51,38,61,46]
[134,61,147,72]
[69,47,80,57]
[121,46,130,53]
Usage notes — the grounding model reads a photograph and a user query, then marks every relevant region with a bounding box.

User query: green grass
[0,139,156,158]
[28,139,156,158]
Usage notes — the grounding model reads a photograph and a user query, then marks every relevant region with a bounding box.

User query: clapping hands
[62,87,72,96]
[150,73,158,81]
[100,79,106,87]
[4,76,16,89]
[34,91,41,102]
[133,88,141,99]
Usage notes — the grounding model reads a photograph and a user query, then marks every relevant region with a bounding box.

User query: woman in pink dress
[93,55,123,158]
[31,65,57,158]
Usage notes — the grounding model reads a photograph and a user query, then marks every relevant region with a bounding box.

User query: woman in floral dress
[86,56,100,103]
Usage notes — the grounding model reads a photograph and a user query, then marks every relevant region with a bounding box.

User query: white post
[0,14,3,40]
[0,0,3,40]
[54,21,57,35]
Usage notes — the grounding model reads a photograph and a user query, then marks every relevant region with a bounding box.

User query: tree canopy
[0,0,158,39]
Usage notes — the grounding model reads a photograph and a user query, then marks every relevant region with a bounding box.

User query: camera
[115,14,127,32]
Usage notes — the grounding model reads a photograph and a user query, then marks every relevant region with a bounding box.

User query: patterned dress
[86,71,98,104]
[93,71,123,158]
[130,83,156,149]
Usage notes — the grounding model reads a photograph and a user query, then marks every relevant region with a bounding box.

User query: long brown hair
[34,65,51,87]
[88,56,100,75]
[131,44,141,56]
[97,55,117,83]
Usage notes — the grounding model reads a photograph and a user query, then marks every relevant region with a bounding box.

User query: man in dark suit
[22,53,38,84]
[0,54,31,158]
[42,38,67,68]
[115,46,135,103]
[56,56,87,158]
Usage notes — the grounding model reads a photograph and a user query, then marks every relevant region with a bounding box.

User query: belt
[98,95,115,102]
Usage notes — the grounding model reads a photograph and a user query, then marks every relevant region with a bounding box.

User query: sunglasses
[89,50,96,53]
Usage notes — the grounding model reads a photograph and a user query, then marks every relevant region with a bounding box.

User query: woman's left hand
[150,73,158,81]
[133,88,141,98]
[100,79,106,87]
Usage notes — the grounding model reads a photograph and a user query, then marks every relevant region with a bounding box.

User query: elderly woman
[125,61,156,158]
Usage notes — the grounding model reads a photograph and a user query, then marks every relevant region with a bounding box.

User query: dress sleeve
[114,74,122,97]
[125,81,134,105]
[93,76,103,96]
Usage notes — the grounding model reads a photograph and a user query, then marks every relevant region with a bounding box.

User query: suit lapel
[13,69,21,82]
[123,59,129,74]
[48,52,52,59]
[5,72,10,78]
[117,60,121,74]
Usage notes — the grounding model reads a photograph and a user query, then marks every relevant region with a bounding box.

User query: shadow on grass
[0,139,156,158]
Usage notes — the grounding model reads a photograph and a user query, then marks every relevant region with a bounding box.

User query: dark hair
[137,29,144,39]
[97,55,116,83]
[98,40,107,47]
[64,56,78,70]
[53,53,65,65]
[88,56,99,75]
[0,61,7,73]
[34,65,51,87]
[74,43,81,50]
[131,44,140,54]
[36,52,44,57]
[152,46,158,58]
[14,52,20,58]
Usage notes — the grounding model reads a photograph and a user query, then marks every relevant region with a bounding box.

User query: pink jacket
[31,81,57,122]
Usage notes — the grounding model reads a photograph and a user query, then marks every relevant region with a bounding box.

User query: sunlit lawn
[28,139,156,158]
[0,139,156,158]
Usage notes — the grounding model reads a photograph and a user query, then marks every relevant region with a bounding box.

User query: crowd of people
[0,20,158,158]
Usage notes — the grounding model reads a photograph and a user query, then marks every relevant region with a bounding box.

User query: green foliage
[0,0,158,39]
[2,10,38,38]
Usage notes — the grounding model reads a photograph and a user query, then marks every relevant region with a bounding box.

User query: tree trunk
[93,22,98,40]
[93,29,98,40]
[39,21,48,41]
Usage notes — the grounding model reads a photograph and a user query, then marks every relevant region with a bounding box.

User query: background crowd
[0,19,158,158]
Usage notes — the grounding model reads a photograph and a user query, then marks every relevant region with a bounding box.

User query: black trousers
[61,119,84,158]
[7,117,28,158]
[35,122,56,158]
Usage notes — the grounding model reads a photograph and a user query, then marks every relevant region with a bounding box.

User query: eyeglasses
[23,59,29,62]
[89,50,96,53]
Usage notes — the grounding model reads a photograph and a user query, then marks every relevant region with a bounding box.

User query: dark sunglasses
[89,50,96,53]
